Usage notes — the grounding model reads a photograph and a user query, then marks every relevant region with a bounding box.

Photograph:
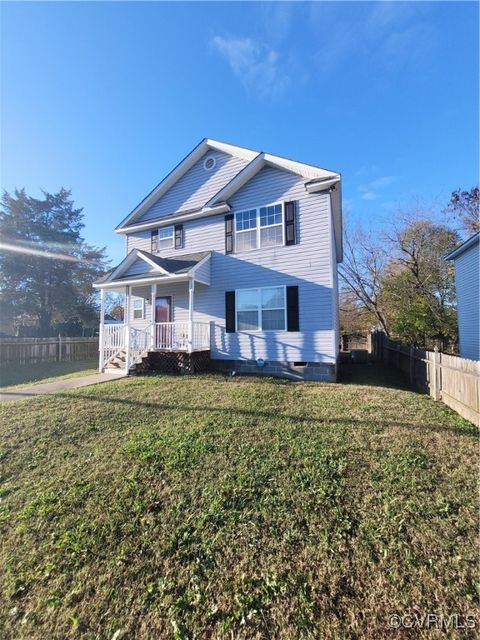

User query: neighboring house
[445,233,479,361]
[93,138,342,380]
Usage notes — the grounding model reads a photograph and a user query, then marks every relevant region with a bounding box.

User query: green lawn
[0,366,478,639]
[0,359,98,389]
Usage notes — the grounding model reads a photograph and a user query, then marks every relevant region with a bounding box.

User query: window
[234,203,284,252]
[133,298,144,320]
[259,204,283,248]
[236,286,286,331]
[235,209,257,252]
[151,229,158,252]
[158,226,174,249]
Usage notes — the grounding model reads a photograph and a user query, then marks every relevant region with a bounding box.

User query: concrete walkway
[0,373,123,403]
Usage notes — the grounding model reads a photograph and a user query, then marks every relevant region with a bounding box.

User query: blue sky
[1,1,478,264]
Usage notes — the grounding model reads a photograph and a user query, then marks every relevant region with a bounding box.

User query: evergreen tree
[0,188,109,335]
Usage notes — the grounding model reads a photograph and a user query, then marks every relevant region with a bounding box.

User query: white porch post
[125,285,131,372]
[188,278,195,353]
[150,283,156,349]
[98,288,105,372]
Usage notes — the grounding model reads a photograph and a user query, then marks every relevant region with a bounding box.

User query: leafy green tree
[381,269,457,348]
[341,211,461,350]
[0,188,109,335]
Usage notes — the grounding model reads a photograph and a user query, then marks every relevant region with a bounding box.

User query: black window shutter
[286,285,299,331]
[284,201,296,246]
[174,224,183,249]
[225,291,236,333]
[225,213,234,254]
[151,229,158,253]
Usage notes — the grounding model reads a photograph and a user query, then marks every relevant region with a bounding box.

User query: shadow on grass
[53,390,477,438]
[0,359,97,388]
[338,362,413,391]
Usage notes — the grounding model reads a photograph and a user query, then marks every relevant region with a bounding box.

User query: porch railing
[154,322,210,351]
[191,322,210,351]
[100,321,211,371]
[155,322,189,350]
[128,325,152,369]
[102,324,126,364]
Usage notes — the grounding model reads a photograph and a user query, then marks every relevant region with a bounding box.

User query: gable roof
[93,249,211,287]
[116,138,343,260]
[116,139,258,231]
[445,233,479,261]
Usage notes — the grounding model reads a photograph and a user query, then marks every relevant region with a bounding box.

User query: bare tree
[338,227,390,335]
[444,186,479,236]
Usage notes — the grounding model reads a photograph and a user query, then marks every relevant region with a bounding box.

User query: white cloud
[358,175,398,201]
[368,176,397,190]
[361,191,381,201]
[259,2,296,42]
[311,1,435,75]
[210,35,291,98]
[210,2,437,98]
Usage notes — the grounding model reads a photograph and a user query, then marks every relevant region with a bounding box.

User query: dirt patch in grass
[0,369,478,639]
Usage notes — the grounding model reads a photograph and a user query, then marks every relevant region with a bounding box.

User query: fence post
[438,350,443,401]
[58,334,62,362]
[409,346,415,386]
[431,347,441,401]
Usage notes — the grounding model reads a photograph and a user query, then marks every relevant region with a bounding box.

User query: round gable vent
[203,156,216,171]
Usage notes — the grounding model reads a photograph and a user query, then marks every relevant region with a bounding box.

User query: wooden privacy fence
[0,337,99,366]
[372,331,479,426]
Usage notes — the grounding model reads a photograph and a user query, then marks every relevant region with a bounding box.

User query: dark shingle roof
[94,250,211,285]
[140,250,210,274]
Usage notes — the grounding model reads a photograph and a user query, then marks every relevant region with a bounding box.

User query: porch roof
[93,249,211,288]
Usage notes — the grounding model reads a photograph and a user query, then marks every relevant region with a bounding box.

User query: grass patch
[0,366,477,639]
[0,359,97,389]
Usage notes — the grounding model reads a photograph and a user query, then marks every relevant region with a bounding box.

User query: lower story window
[236,286,286,331]
[133,298,144,320]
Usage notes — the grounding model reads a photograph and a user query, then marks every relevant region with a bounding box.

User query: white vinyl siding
[137,150,250,223]
[123,259,158,278]
[127,165,339,364]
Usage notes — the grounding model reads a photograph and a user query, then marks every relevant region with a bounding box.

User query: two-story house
[93,139,343,380]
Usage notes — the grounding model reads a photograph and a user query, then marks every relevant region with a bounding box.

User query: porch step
[104,350,126,371]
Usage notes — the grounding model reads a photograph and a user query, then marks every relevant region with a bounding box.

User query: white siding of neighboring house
[126,165,339,364]
[135,150,250,223]
[454,241,479,360]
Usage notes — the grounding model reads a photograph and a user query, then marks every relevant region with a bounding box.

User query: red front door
[155,296,172,323]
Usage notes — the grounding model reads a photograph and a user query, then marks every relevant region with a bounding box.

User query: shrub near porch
[0,368,477,639]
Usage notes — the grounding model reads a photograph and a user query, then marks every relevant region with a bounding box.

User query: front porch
[94,249,213,374]
[100,320,211,374]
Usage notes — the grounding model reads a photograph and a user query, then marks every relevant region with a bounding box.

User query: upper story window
[236,286,286,331]
[235,203,284,252]
[159,226,174,249]
[151,226,174,252]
